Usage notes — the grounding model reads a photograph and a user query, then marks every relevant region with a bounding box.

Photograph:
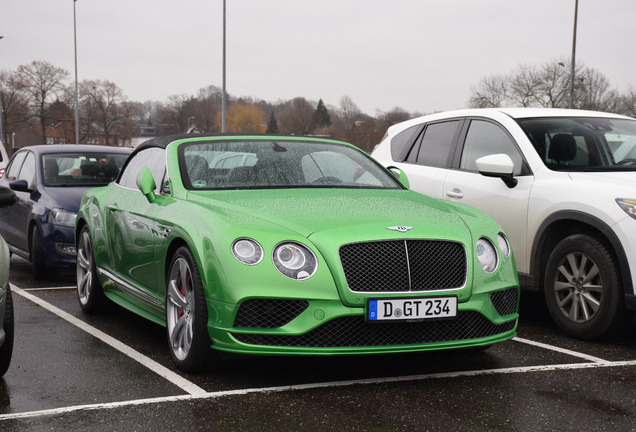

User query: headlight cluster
[232,238,317,280]
[231,238,263,265]
[616,198,636,220]
[51,208,77,227]
[476,233,511,274]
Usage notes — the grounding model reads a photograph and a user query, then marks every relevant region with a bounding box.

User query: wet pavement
[1,256,635,431]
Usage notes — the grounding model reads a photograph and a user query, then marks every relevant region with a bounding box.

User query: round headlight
[232,238,263,265]
[273,242,317,280]
[497,233,511,257]
[476,238,498,273]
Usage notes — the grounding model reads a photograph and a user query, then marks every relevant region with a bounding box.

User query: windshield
[179,139,403,190]
[516,117,636,171]
[42,152,129,187]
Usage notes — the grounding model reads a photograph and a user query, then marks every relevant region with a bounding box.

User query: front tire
[76,225,106,313]
[0,285,14,377]
[544,234,626,340]
[166,246,212,372]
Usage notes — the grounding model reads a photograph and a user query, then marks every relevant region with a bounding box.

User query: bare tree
[80,79,128,146]
[617,86,636,118]
[534,60,570,108]
[277,97,315,135]
[508,65,541,107]
[575,68,619,112]
[468,59,619,112]
[0,69,30,142]
[193,85,223,132]
[15,61,69,143]
[468,75,508,108]
[339,95,362,131]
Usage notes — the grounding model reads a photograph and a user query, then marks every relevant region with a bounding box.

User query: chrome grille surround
[339,240,467,293]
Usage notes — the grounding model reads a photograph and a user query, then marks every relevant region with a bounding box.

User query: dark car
[0,144,131,279]
[0,185,16,377]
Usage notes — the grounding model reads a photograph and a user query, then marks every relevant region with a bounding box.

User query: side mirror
[9,179,31,193]
[136,167,156,203]
[476,154,518,188]
[387,166,410,189]
[0,186,16,207]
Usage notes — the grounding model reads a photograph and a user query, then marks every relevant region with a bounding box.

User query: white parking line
[10,285,207,397]
[1,359,635,421]
[22,286,76,291]
[513,337,611,363]
[4,284,635,422]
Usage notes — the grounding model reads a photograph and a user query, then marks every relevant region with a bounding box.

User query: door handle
[445,189,464,199]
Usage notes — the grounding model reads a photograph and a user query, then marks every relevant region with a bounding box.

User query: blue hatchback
[0,144,130,279]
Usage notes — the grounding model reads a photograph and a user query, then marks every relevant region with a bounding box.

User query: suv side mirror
[476,154,518,188]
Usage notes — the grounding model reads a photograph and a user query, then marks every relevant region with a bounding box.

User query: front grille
[339,240,467,293]
[232,312,515,347]
[234,299,309,328]
[490,289,518,316]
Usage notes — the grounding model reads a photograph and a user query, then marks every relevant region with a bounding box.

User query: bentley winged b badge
[386,226,413,233]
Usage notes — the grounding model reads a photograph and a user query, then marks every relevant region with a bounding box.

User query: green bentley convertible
[75,134,519,371]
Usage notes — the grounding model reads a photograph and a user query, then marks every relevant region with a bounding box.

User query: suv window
[407,120,460,167]
[389,124,421,161]
[460,120,526,176]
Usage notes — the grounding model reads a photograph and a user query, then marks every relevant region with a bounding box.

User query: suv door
[397,119,463,198]
[443,118,534,270]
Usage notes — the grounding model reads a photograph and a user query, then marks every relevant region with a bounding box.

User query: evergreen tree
[266,111,279,133]
[312,99,331,130]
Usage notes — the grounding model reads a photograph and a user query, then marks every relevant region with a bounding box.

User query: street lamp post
[569,0,579,109]
[222,0,227,133]
[73,0,80,143]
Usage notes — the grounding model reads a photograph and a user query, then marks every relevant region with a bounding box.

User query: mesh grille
[339,240,467,293]
[232,312,515,347]
[490,289,518,317]
[234,299,309,328]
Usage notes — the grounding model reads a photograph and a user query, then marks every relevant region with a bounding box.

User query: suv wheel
[544,234,625,340]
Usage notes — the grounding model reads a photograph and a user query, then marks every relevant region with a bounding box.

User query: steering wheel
[312,176,343,185]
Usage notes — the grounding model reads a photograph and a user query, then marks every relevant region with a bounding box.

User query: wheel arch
[75,217,88,246]
[164,237,191,282]
[530,210,633,306]
[27,218,41,257]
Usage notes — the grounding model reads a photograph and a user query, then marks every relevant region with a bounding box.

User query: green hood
[188,188,473,245]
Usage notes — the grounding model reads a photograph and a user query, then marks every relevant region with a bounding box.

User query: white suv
[372,108,636,340]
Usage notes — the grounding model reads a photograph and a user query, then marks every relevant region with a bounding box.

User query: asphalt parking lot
[1,256,635,431]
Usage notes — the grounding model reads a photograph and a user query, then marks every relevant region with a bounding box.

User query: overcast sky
[2,0,635,116]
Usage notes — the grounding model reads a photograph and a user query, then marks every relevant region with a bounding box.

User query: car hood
[41,185,94,213]
[188,188,474,244]
[569,171,636,195]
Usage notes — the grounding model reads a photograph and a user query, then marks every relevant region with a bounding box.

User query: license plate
[367,297,457,321]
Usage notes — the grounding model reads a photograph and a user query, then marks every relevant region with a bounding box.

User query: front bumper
[205,287,519,356]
